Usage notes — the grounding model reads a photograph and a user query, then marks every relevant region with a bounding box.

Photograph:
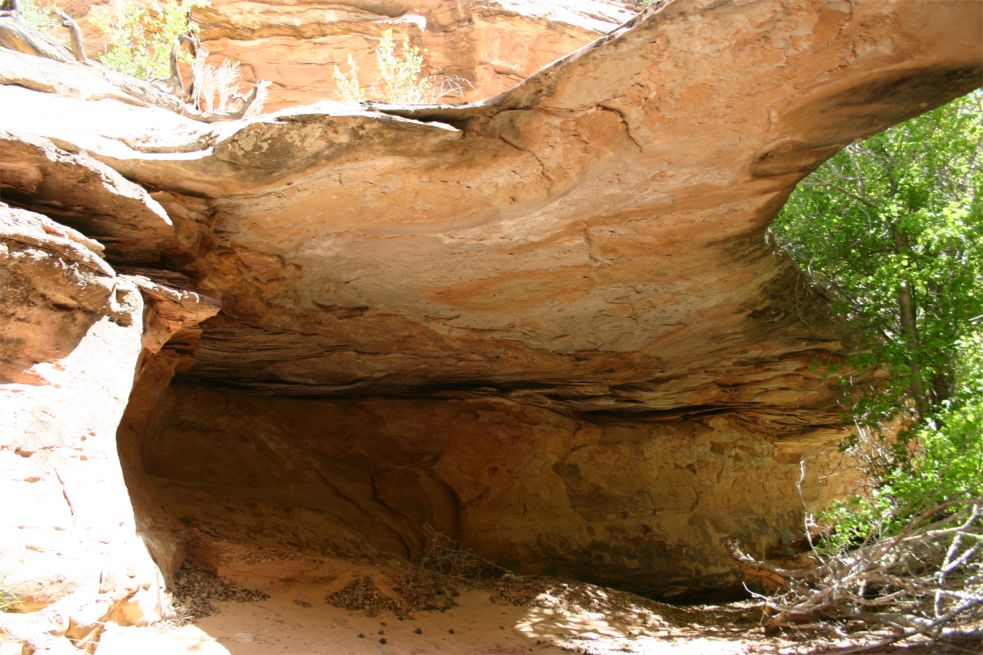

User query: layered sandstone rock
[63,0,632,111]
[195,0,634,110]
[0,151,217,647]
[138,385,856,598]
[0,206,160,650]
[1,3,981,649]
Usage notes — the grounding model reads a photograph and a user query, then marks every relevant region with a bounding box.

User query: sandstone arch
[1,3,980,640]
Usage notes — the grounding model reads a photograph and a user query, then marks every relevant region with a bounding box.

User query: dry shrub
[192,57,240,113]
[733,499,983,653]
[333,29,471,104]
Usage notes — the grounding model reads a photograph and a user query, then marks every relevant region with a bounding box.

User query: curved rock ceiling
[101,0,983,414]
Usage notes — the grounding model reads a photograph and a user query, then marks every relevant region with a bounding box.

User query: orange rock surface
[1,1,980,650]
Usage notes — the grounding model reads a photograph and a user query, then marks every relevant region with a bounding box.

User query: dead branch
[168,35,185,97]
[181,32,209,111]
[419,524,512,582]
[731,499,983,649]
[726,538,816,593]
[1,21,268,123]
[231,79,270,118]
[0,15,74,62]
[54,9,86,63]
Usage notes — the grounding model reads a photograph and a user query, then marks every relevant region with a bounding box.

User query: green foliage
[372,28,432,104]
[93,0,205,81]
[18,0,58,35]
[334,29,433,104]
[821,336,983,550]
[333,29,470,104]
[771,92,983,547]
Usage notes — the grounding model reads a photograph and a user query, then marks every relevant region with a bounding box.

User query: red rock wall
[131,382,857,598]
[64,0,632,111]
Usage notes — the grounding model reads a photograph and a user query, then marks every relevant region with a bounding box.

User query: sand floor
[96,583,774,655]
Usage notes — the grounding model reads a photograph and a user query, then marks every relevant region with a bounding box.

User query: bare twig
[53,8,86,62]
[730,499,983,649]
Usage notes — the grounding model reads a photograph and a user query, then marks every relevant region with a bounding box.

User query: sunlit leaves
[771,92,983,546]
[93,0,206,81]
[773,92,983,431]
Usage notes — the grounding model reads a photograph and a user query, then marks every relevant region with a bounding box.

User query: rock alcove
[1,0,980,641]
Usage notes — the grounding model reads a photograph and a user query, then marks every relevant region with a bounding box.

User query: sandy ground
[79,481,780,655]
[86,484,978,655]
[93,574,982,655]
[95,582,772,655]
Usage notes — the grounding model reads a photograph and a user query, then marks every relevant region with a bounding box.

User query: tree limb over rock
[53,8,86,63]
[0,15,75,63]
[0,16,268,123]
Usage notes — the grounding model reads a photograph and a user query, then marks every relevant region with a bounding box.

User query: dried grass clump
[333,29,471,104]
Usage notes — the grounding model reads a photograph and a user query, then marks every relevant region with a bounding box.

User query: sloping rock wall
[0,207,162,648]
[137,383,855,598]
[0,147,218,646]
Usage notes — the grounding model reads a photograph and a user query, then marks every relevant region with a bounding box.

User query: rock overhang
[7,0,981,415]
[2,0,982,602]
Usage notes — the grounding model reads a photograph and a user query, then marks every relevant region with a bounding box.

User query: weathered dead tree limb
[0,23,268,124]
[113,73,267,123]
[181,31,208,110]
[730,500,983,650]
[232,79,270,118]
[726,538,817,594]
[54,9,86,63]
[0,15,74,63]
[168,36,185,97]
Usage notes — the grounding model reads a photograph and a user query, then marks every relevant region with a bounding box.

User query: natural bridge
[1,0,980,651]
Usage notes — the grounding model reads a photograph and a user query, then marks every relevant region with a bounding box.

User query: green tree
[93,0,205,81]
[772,89,983,541]
[17,0,59,36]
[772,92,982,452]
[762,92,982,644]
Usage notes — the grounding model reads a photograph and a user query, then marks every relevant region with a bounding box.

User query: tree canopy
[763,92,982,644]
[773,92,982,437]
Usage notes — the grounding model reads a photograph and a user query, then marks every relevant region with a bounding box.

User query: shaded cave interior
[113,344,855,602]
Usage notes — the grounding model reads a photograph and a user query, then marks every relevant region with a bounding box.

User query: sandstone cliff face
[65,0,632,111]
[0,206,205,648]
[2,0,981,639]
[194,0,634,110]
[139,385,855,598]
